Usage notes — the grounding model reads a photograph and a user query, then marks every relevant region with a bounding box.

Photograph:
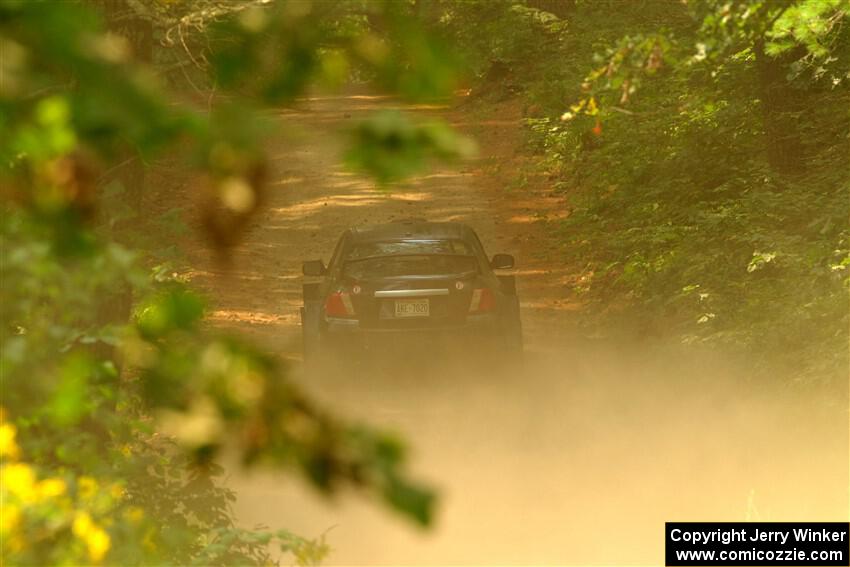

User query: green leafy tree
[434,0,849,382]
[0,0,471,564]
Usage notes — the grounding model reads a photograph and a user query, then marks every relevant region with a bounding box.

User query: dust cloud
[229,341,848,565]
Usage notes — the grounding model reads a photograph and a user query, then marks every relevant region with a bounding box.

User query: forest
[1,0,848,565]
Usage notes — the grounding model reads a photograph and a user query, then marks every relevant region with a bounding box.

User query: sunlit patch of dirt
[408,172,475,181]
[207,309,291,325]
[183,269,301,283]
[267,175,304,184]
[269,194,385,219]
[519,299,583,311]
[507,210,568,224]
[506,214,538,223]
[386,191,433,201]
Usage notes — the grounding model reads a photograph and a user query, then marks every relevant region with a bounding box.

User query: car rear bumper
[321,313,502,354]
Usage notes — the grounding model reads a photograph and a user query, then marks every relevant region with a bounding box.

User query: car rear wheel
[300,306,322,362]
[499,275,523,365]
[301,283,323,367]
[503,309,524,365]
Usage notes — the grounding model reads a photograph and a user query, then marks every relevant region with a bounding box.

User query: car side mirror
[302,260,326,276]
[490,253,515,269]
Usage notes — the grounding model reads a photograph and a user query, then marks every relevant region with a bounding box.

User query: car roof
[349,220,474,243]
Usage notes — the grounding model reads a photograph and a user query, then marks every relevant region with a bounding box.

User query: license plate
[394,298,429,318]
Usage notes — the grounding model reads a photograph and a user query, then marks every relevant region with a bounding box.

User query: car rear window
[343,239,478,278]
[347,239,472,259]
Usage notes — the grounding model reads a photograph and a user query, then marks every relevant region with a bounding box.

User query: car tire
[301,302,322,365]
[502,295,524,366]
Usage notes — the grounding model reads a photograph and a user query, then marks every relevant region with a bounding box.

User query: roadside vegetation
[431,0,849,384]
[1,1,468,564]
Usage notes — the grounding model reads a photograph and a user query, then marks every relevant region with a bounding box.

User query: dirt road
[183,94,848,564]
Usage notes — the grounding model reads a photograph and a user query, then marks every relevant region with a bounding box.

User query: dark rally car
[300,220,522,363]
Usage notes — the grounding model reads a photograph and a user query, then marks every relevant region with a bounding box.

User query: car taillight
[469,288,495,313]
[325,291,355,318]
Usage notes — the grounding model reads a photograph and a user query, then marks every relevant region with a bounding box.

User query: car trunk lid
[347,274,477,329]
